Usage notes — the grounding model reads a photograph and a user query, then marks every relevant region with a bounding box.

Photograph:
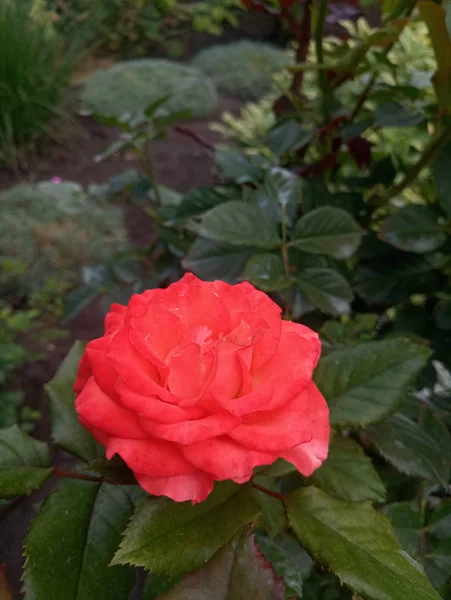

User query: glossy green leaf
[314,339,432,426]
[175,188,232,222]
[291,207,362,259]
[46,342,100,463]
[300,178,333,212]
[430,499,451,540]
[375,102,424,128]
[0,390,22,428]
[296,269,354,316]
[0,426,52,498]
[23,480,139,600]
[434,298,451,331]
[433,140,451,218]
[422,541,451,591]
[286,486,442,600]
[311,436,386,502]
[215,150,262,184]
[197,201,280,248]
[252,476,287,538]
[245,253,290,291]
[255,532,312,597]
[380,206,446,253]
[112,482,261,576]
[182,238,254,283]
[158,528,284,599]
[364,411,451,484]
[267,120,311,154]
[382,503,423,557]
[264,167,301,226]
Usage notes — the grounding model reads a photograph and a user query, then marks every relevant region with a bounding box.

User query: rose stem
[251,482,285,501]
[52,469,102,483]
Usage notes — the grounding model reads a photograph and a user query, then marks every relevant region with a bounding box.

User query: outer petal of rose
[281,320,322,369]
[135,471,214,503]
[106,437,196,476]
[76,377,147,439]
[217,382,274,416]
[162,274,231,337]
[229,388,313,451]
[79,416,109,446]
[281,382,330,476]
[208,340,243,401]
[168,343,214,399]
[116,378,206,423]
[129,307,184,367]
[107,329,178,403]
[104,303,127,335]
[142,412,240,445]
[182,436,277,480]
[85,336,120,400]
[125,290,161,322]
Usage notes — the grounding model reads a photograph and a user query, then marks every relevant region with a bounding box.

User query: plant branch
[52,469,103,483]
[141,148,163,205]
[380,123,451,201]
[173,125,215,152]
[251,482,285,501]
[315,0,331,122]
[290,0,312,96]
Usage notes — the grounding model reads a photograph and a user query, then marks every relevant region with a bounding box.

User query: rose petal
[182,436,276,480]
[229,388,312,451]
[78,416,109,446]
[143,412,240,445]
[74,352,92,395]
[116,378,206,423]
[107,329,177,403]
[106,437,196,476]
[104,303,127,335]
[129,307,184,367]
[76,377,147,439]
[168,343,215,399]
[135,471,214,503]
[125,290,160,322]
[282,382,330,476]
[85,336,120,400]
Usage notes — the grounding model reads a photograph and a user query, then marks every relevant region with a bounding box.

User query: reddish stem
[52,469,102,483]
[290,0,312,95]
[173,125,215,152]
[251,482,285,501]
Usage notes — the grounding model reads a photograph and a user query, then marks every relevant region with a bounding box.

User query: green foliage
[81,59,218,119]
[192,41,291,100]
[0,0,83,163]
[0,180,128,292]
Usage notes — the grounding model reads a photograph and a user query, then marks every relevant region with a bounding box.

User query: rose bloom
[74,274,330,503]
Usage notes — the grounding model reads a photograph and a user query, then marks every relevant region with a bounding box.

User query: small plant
[191,40,291,100]
[0,0,83,164]
[81,59,219,119]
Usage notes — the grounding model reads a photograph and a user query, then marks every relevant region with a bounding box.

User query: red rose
[74,274,330,503]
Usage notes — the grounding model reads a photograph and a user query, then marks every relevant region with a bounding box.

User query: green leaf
[23,480,139,600]
[314,339,432,427]
[0,426,52,498]
[430,499,451,540]
[0,390,22,428]
[434,298,451,331]
[215,150,263,184]
[364,411,451,484]
[264,168,301,227]
[311,436,386,503]
[182,238,254,283]
[255,532,312,597]
[296,269,354,316]
[112,482,261,576]
[252,476,287,538]
[300,178,333,212]
[422,540,451,591]
[267,120,311,154]
[46,342,100,463]
[245,253,290,291]
[291,207,362,260]
[286,486,442,600]
[375,102,424,128]
[197,201,280,248]
[434,140,451,218]
[156,528,284,599]
[175,188,232,222]
[382,503,423,557]
[380,206,446,253]
[63,286,101,324]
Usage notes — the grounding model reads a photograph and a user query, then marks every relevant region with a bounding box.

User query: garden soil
[0,96,243,598]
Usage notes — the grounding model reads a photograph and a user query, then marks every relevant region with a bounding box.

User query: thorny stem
[251,482,285,501]
[52,469,102,483]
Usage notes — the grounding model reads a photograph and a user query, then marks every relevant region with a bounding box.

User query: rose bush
[74,273,330,503]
